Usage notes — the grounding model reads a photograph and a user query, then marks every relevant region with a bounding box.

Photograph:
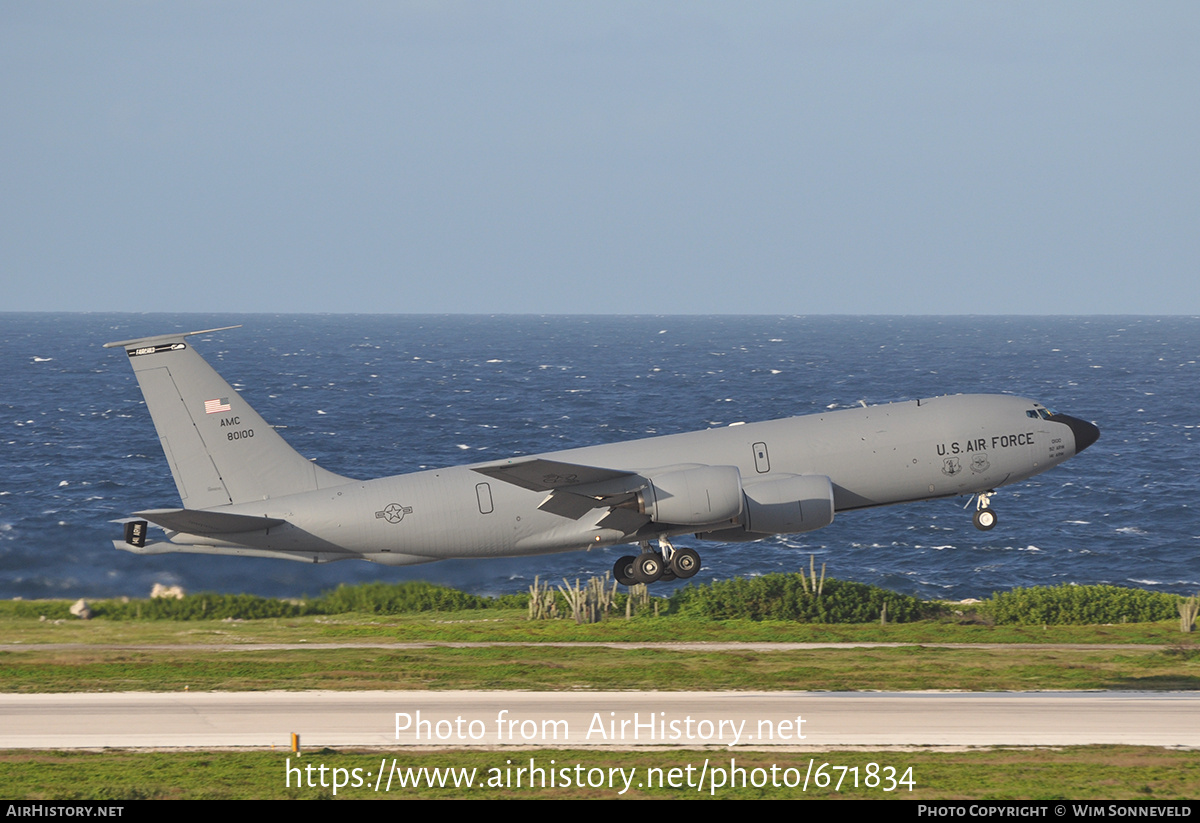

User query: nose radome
[1055,414,1100,454]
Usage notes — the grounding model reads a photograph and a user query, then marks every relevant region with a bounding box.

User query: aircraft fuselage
[158,394,1090,565]
[106,327,1099,580]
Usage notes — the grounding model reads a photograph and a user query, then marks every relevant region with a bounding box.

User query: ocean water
[1,313,1197,601]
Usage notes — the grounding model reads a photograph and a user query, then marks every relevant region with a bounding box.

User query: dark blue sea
[2,314,1197,602]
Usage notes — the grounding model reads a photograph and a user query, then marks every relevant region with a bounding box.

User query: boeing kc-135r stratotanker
[106,326,1100,585]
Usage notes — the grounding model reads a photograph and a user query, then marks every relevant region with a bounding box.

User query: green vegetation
[1,580,633,622]
[4,642,1200,692]
[984,584,1184,626]
[4,577,1199,694]
[8,575,1192,626]
[0,607,1187,647]
[668,575,935,622]
[5,579,1199,800]
[308,580,525,615]
[0,581,504,621]
[3,747,1199,800]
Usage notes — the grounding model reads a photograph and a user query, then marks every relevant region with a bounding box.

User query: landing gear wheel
[670,547,701,579]
[973,508,997,531]
[634,553,664,584]
[658,569,677,583]
[613,555,638,586]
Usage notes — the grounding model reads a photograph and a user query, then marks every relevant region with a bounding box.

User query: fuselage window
[476,482,494,514]
[753,442,770,473]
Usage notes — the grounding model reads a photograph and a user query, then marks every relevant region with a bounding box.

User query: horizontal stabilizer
[135,508,286,535]
[103,325,243,351]
[113,540,347,564]
[473,459,634,492]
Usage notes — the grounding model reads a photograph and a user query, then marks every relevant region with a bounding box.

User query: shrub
[0,600,76,620]
[984,584,1180,625]
[312,581,496,614]
[93,593,306,620]
[668,573,937,623]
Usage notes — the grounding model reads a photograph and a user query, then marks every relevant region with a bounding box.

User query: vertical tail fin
[105,326,351,508]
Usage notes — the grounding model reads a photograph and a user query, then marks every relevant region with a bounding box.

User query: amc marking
[218,415,254,441]
[375,503,414,524]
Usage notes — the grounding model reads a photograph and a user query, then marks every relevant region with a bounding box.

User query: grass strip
[0,611,1190,646]
[2,746,1197,800]
[2,645,1199,693]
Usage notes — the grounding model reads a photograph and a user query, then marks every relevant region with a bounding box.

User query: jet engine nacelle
[741,474,835,535]
[639,465,744,526]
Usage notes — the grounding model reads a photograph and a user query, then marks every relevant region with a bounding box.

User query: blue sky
[3,2,1197,314]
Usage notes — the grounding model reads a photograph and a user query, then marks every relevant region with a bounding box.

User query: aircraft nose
[1055,413,1100,454]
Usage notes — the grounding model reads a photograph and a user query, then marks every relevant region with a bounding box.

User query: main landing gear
[613,537,701,586]
[971,491,998,531]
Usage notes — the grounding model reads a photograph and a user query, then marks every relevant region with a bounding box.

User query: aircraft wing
[472,459,636,492]
[473,459,650,533]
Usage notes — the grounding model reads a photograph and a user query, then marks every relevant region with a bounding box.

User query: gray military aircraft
[106,325,1099,585]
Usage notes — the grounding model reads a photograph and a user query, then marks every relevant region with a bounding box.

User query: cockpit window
[1027,408,1057,420]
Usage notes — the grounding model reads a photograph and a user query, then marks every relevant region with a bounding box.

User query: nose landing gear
[970,491,998,531]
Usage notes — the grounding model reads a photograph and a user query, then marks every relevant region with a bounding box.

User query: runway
[2,691,1196,750]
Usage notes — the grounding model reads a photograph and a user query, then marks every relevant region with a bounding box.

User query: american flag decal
[204,398,231,415]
